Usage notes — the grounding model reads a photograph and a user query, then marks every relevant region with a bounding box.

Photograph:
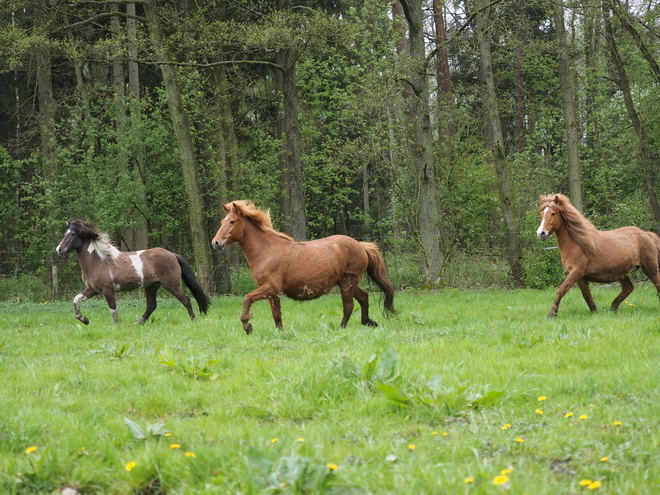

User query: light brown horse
[56,219,210,324]
[211,201,396,334]
[536,194,660,317]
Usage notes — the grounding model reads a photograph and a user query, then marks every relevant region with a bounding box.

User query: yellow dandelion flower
[599,456,608,462]
[501,423,511,430]
[184,452,196,458]
[588,481,601,490]
[613,421,623,426]
[125,461,137,471]
[271,438,278,444]
[327,463,338,470]
[169,443,181,449]
[165,432,173,437]
[464,477,474,483]
[538,396,546,401]
[442,432,449,436]
[535,409,544,415]
[297,437,305,442]
[515,437,525,443]
[492,475,509,486]
[432,431,438,436]
[25,446,37,454]
[579,415,588,420]
[565,412,574,418]
[501,468,512,475]
[408,444,415,450]
[580,479,592,486]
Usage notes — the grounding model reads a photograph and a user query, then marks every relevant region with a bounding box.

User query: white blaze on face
[537,207,549,237]
[56,229,73,254]
[130,250,145,286]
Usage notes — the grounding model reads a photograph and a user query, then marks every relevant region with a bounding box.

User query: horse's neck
[76,241,112,273]
[238,223,284,265]
[555,223,580,252]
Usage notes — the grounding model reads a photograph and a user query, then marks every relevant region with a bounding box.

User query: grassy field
[1,283,660,494]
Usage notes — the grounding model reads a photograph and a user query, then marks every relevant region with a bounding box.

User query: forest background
[1,0,660,301]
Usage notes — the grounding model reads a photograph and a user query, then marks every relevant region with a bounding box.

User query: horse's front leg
[576,279,597,312]
[73,287,97,325]
[100,289,118,324]
[241,285,277,335]
[548,271,583,317]
[268,296,283,329]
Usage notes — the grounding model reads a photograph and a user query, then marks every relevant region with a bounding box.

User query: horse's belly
[284,284,332,301]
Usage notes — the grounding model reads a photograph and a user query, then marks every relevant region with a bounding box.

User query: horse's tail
[361,242,396,316]
[176,255,211,314]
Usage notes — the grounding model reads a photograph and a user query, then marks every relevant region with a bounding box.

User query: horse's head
[212,203,245,250]
[56,220,98,256]
[537,194,564,241]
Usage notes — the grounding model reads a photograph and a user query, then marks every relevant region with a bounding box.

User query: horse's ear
[553,194,562,204]
[231,202,244,215]
[222,203,231,214]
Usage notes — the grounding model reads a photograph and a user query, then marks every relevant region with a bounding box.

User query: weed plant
[1,284,660,493]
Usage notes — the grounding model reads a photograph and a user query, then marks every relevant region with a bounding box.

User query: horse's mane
[231,201,293,241]
[540,194,599,255]
[69,219,121,261]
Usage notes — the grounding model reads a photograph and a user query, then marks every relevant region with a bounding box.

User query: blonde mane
[540,194,598,255]
[87,232,121,261]
[231,201,293,241]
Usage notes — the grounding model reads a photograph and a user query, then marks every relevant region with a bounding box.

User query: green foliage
[123,418,170,440]
[158,346,220,380]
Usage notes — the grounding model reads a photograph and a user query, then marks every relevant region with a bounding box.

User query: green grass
[1,283,660,494]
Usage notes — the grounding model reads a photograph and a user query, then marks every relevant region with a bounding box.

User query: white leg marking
[536,207,549,237]
[130,252,145,287]
[110,308,119,324]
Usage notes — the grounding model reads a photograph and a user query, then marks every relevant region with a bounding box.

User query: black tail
[177,255,211,314]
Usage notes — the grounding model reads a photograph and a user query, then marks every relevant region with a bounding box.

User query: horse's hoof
[244,324,253,335]
[80,317,90,325]
[364,319,378,327]
[547,314,556,319]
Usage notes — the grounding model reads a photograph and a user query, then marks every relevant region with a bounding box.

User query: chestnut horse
[56,220,210,324]
[211,201,396,334]
[536,194,660,317]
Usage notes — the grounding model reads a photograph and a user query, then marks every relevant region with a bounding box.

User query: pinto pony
[536,194,660,317]
[211,201,396,334]
[56,220,210,324]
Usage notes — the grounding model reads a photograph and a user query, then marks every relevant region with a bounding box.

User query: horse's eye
[230,220,236,224]
[551,213,556,216]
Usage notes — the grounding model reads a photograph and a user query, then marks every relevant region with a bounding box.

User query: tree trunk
[475,0,524,286]
[126,1,149,249]
[512,0,527,153]
[400,0,444,286]
[554,0,582,212]
[280,48,307,241]
[145,0,213,289]
[275,51,291,235]
[603,2,660,231]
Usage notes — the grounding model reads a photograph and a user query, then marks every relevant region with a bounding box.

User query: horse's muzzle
[537,232,548,241]
[212,239,226,250]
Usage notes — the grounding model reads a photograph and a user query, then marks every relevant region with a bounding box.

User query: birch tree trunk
[475,0,524,286]
[400,0,444,286]
[145,0,213,289]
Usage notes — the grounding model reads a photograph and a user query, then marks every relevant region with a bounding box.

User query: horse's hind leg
[73,287,97,325]
[162,281,195,321]
[137,284,161,324]
[338,276,356,328]
[610,277,634,311]
[100,288,119,323]
[576,279,597,312]
[354,286,378,327]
